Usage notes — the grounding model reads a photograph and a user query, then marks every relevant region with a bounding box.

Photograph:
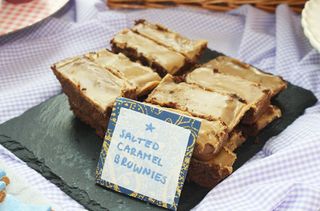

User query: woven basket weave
[107,0,305,13]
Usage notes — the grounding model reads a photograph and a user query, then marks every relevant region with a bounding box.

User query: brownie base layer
[52,67,117,138]
[68,99,110,139]
[187,158,232,188]
[240,105,282,136]
[192,137,227,161]
[111,42,195,77]
[241,97,271,124]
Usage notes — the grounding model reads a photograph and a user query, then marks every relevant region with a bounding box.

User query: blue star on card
[96,98,201,211]
[145,123,155,132]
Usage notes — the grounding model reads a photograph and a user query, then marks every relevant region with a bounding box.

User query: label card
[96,98,201,210]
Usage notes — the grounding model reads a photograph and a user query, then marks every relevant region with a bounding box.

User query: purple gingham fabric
[0,1,319,210]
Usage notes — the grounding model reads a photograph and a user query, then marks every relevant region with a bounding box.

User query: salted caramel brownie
[132,19,207,62]
[186,107,279,188]
[185,67,272,124]
[188,129,247,188]
[203,56,287,96]
[147,104,243,187]
[169,109,230,161]
[241,105,282,136]
[51,56,136,137]
[188,147,236,188]
[146,75,249,131]
[155,105,229,161]
[85,49,161,97]
[224,129,246,152]
[111,29,188,76]
[193,118,229,161]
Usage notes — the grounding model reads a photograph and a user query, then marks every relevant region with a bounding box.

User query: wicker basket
[107,0,305,13]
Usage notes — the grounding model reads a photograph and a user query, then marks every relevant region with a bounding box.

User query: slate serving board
[0,49,317,211]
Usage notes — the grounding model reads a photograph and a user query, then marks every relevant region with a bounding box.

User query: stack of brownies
[51,20,287,188]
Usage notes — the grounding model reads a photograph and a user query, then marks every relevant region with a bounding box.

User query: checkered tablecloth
[0,0,69,36]
[0,0,320,210]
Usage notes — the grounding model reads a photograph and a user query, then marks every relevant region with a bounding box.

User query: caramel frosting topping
[154,105,229,160]
[186,67,270,105]
[132,20,207,61]
[252,105,281,130]
[203,56,287,96]
[112,29,186,74]
[240,105,281,136]
[53,57,135,111]
[224,130,246,152]
[146,75,249,131]
[188,146,235,188]
[85,50,161,96]
[196,118,228,155]
[194,146,236,167]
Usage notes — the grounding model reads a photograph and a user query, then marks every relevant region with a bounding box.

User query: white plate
[301,0,320,52]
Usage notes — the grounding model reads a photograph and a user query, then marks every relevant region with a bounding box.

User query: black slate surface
[0,49,317,211]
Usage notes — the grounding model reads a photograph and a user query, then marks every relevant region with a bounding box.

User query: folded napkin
[0,1,319,210]
[0,160,61,211]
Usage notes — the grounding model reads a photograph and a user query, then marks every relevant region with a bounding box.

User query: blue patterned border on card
[96,98,201,210]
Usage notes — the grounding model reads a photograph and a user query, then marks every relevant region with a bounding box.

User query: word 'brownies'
[52,20,287,188]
